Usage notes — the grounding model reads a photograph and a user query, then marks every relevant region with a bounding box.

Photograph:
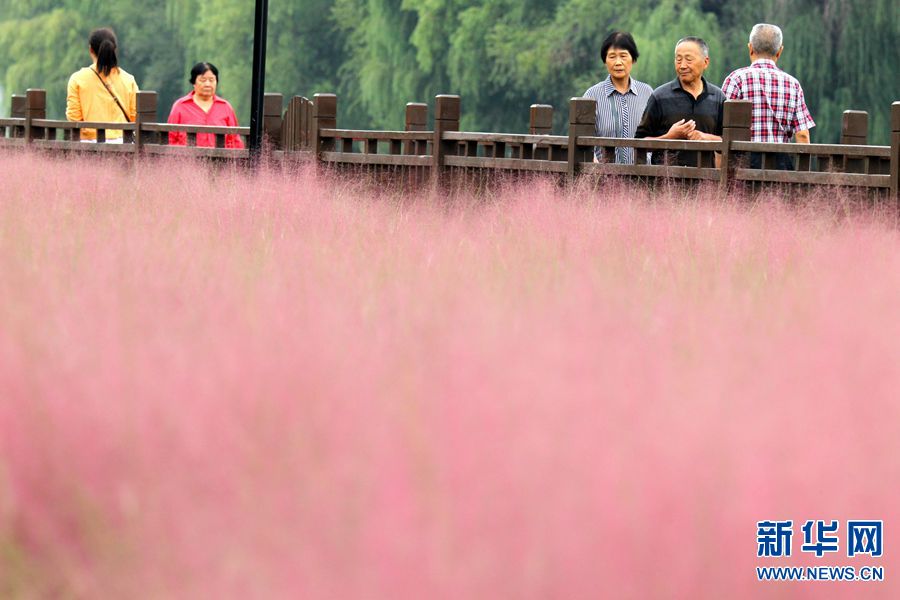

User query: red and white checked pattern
[722,60,815,143]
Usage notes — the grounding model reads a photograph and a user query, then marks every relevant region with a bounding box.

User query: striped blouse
[583,76,653,164]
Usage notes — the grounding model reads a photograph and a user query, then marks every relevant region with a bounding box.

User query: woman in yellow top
[66,28,139,142]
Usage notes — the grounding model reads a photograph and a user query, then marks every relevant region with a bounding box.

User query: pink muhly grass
[0,151,898,598]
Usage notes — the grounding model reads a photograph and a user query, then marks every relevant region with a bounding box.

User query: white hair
[750,23,783,57]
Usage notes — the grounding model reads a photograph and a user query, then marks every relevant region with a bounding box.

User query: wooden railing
[3,88,899,200]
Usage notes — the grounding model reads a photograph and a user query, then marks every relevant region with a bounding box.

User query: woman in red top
[167,62,244,148]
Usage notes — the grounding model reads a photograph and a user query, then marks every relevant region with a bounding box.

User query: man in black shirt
[635,37,725,166]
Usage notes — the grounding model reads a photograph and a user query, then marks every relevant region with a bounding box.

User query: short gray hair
[749,23,783,57]
[676,36,709,58]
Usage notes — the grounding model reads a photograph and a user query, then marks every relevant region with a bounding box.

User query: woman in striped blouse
[583,32,653,164]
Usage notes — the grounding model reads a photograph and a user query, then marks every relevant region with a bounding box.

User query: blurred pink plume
[0,152,898,598]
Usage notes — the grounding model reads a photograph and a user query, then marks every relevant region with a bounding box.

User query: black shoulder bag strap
[91,68,131,122]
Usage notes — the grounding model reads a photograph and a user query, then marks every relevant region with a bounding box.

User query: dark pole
[249,0,269,159]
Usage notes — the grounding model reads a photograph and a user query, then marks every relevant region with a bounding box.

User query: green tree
[0,8,87,119]
[333,0,424,129]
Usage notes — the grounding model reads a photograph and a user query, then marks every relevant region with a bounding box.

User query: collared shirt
[66,65,138,140]
[721,59,815,143]
[635,77,725,166]
[167,93,244,148]
[583,76,653,164]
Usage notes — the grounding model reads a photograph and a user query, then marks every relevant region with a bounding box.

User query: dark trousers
[749,152,795,171]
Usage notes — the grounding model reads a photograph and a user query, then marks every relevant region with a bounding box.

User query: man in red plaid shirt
[722,23,815,170]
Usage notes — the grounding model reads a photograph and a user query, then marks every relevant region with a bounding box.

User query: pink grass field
[0,152,898,598]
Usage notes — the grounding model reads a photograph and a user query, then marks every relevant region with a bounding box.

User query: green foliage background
[0,0,897,142]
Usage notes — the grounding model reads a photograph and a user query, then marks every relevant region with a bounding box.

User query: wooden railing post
[313,93,337,167]
[530,104,553,135]
[405,102,427,155]
[11,94,26,138]
[841,110,868,173]
[25,89,46,144]
[135,91,158,152]
[891,102,900,201]
[529,104,553,160]
[263,93,283,150]
[10,94,26,117]
[567,97,595,180]
[840,110,868,145]
[433,95,460,187]
[720,99,752,190]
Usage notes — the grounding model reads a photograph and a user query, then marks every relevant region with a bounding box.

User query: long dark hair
[89,28,119,77]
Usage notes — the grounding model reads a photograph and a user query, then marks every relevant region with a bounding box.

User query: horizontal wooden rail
[580,163,721,180]
[143,146,250,159]
[321,152,431,166]
[444,131,568,145]
[31,140,136,152]
[731,141,890,158]
[141,123,249,135]
[735,169,890,187]
[578,137,724,152]
[31,119,136,131]
[27,119,249,137]
[320,129,432,141]
[444,156,568,173]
